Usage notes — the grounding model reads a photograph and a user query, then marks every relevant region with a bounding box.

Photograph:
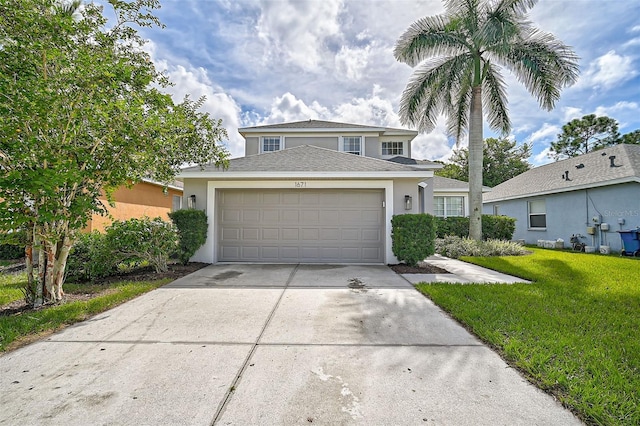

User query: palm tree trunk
[468,86,483,241]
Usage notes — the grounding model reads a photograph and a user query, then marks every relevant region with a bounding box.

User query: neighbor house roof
[484,144,640,203]
[179,145,438,179]
[429,176,491,192]
[238,120,418,137]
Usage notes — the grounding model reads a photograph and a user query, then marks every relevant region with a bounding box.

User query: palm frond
[445,72,473,142]
[398,54,473,133]
[489,29,579,110]
[492,0,538,15]
[394,15,468,67]
[481,61,511,134]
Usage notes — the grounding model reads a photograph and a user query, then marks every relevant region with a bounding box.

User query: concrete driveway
[0,264,580,425]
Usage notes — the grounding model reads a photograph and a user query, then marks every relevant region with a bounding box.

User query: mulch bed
[388,262,449,274]
[0,262,209,317]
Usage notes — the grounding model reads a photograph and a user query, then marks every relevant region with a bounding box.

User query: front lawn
[416,248,639,425]
[0,273,171,351]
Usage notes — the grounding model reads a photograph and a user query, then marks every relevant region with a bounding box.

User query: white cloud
[531,147,554,166]
[335,44,373,81]
[256,0,344,72]
[526,123,561,145]
[594,101,639,117]
[562,107,583,122]
[579,50,637,90]
[261,92,330,124]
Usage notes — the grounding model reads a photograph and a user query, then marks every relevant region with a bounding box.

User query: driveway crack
[210,264,299,425]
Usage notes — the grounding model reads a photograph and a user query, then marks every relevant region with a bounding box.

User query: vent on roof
[609,155,620,167]
[575,163,584,169]
[601,152,607,156]
[562,170,571,181]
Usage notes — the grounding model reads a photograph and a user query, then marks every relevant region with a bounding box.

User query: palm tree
[394,0,579,240]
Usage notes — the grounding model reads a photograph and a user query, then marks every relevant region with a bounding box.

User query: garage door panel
[262,228,279,240]
[242,228,260,240]
[218,189,384,263]
[282,210,300,223]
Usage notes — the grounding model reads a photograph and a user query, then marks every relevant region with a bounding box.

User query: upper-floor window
[262,136,281,152]
[382,141,404,156]
[434,196,464,218]
[342,136,362,155]
[528,200,546,229]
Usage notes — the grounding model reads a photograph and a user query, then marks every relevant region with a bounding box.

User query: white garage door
[218,189,384,263]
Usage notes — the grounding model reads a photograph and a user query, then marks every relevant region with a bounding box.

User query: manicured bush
[168,209,208,264]
[66,232,116,282]
[391,214,436,266]
[0,244,23,260]
[105,217,178,273]
[435,235,528,258]
[434,215,516,240]
[482,215,516,240]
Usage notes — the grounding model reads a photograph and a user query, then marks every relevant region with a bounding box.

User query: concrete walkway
[402,254,531,285]
[0,264,577,425]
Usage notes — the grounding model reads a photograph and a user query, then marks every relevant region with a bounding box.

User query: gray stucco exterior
[483,144,640,253]
[484,182,640,252]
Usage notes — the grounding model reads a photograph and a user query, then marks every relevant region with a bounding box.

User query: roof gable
[484,144,640,202]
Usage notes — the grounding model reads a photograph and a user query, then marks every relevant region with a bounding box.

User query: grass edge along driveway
[0,276,171,352]
[416,248,639,426]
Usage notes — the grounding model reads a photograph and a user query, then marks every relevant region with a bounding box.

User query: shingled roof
[180,145,438,176]
[238,119,417,136]
[484,144,640,202]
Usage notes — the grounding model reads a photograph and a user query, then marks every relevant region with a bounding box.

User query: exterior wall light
[404,195,412,211]
[188,194,197,209]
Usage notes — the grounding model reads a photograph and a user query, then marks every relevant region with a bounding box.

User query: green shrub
[66,232,116,282]
[435,236,528,258]
[0,244,24,260]
[482,215,516,240]
[168,209,208,264]
[105,217,178,273]
[434,215,516,240]
[391,214,436,266]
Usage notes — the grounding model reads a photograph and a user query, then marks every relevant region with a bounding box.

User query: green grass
[0,273,25,306]
[0,275,170,351]
[416,248,639,425]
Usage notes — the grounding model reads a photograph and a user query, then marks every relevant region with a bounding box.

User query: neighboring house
[430,176,490,218]
[483,144,640,252]
[179,120,443,264]
[85,179,183,232]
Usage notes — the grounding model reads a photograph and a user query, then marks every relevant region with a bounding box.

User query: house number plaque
[294,181,307,188]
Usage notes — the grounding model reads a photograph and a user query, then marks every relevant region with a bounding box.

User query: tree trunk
[25,224,36,305]
[52,234,72,301]
[468,86,484,241]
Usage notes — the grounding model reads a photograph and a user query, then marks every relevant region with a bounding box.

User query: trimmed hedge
[66,231,116,282]
[168,209,208,264]
[434,215,516,240]
[391,214,436,266]
[0,244,23,260]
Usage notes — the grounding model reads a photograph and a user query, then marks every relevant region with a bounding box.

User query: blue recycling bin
[618,229,640,256]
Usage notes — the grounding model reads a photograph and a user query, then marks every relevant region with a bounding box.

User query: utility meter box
[586,226,596,235]
[601,223,610,231]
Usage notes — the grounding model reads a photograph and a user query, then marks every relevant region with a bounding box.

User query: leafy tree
[549,114,620,159]
[435,138,531,187]
[0,0,229,306]
[394,0,578,240]
[621,129,640,145]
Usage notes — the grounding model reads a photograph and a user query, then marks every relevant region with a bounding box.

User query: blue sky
[126,0,640,165]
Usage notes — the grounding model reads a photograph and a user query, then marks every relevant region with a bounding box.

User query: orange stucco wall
[85,181,183,233]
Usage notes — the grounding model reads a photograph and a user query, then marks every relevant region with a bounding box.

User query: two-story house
[179,120,443,264]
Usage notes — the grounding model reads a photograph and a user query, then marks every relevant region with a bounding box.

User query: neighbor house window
[528,200,546,229]
[434,196,464,218]
[262,136,281,152]
[381,141,404,156]
[342,136,362,155]
[172,195,182,212]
